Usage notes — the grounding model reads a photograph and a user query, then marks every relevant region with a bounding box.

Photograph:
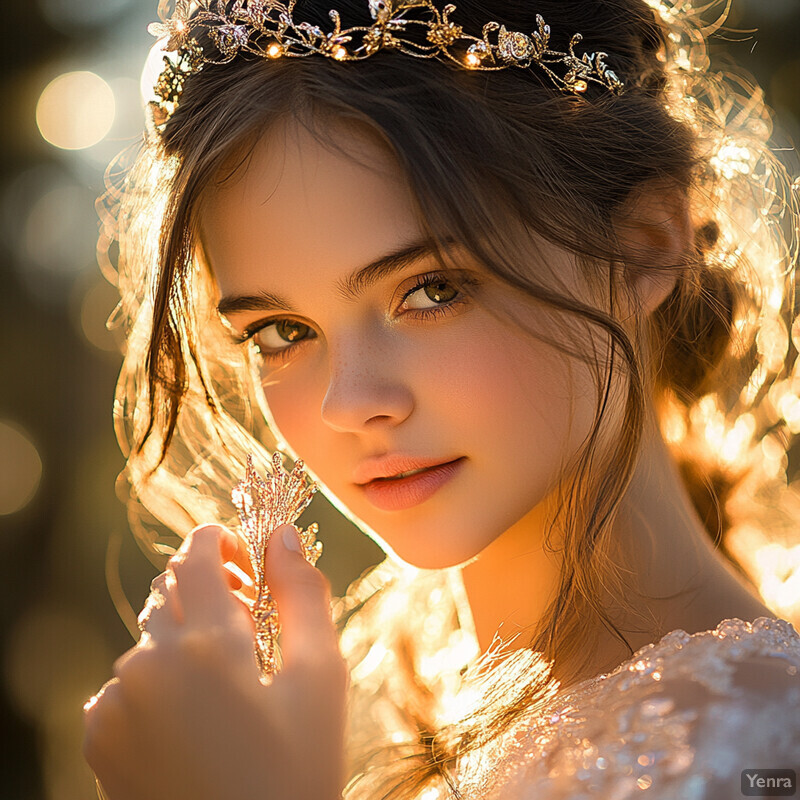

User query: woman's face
[202,117,602,569]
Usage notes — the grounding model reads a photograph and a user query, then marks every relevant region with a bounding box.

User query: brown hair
[104,0,797,796]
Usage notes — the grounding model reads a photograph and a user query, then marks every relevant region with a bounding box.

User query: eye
[401,276,461,311]
[250,319,316,360]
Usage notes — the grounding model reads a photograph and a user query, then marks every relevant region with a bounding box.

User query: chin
[324,487,494,569]
[385,533,486,571]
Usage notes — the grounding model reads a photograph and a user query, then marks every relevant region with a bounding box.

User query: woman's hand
[82,524,347,800]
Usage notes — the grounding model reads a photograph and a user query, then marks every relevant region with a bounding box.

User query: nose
[320,338,414,433]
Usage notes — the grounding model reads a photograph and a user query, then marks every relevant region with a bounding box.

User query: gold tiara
[148,0,625,125]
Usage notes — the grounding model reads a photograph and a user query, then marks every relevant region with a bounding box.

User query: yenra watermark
[741,769,796,797]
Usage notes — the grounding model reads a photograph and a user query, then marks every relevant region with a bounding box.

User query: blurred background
[0,1,799,797]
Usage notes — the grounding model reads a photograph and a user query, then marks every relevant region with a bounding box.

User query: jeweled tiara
[149,0,625,125]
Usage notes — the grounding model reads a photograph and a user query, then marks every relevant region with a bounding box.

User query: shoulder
[628,616,800,690]
[627,617,800,797]
[563,616,800,707]
[601,617,800,744]
[489,618,800,800]
[662,617,800,700]
[609,618,800,790]
[632,616,800,707]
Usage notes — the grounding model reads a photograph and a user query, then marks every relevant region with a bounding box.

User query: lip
[353,453,464,485]
[355,456,466,512]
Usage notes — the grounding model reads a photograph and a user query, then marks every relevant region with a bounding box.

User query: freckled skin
[202,117,602,569]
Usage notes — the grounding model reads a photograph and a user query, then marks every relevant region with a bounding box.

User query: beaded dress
[337,561,800,799]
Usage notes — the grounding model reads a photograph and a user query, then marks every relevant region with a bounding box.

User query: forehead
[199,116,424,295]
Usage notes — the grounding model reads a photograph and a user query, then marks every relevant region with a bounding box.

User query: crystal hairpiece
[231,452,322,682]
[149,0,624,125]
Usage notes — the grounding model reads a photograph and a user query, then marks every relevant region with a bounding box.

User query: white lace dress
[338,564,800,800]
[462,617,800,799]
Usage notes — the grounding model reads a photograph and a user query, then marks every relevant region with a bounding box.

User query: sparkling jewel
[498,26,533,61]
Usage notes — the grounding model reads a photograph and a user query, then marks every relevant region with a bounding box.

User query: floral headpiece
[148,0,625,125]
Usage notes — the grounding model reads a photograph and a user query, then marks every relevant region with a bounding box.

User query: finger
[82,676,120,718]
[224,561,255,603]
[175,561,246,592]
[83,679,124,768]
[170,524,243,629]
[264,525,339,670]
[82,680,142,800]
[177,522,253,592]
[140,574,253,651]
[174,521,240,563]
[137,570,182,640]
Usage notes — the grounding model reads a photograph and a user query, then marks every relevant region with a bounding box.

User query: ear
[612,178,694,319]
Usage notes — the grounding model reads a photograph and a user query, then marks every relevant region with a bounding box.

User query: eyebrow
[216,238,442,317]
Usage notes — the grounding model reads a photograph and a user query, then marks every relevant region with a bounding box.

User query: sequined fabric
[460,617,800,800]
[338,564,800,800]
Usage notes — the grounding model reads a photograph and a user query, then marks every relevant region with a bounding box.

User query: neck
[460,496,562,653]
[460,406,772,681]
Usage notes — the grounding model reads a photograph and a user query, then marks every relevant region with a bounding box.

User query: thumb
[264,525,339,670]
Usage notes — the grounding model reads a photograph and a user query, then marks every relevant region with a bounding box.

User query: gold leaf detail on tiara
[147,0,625,126]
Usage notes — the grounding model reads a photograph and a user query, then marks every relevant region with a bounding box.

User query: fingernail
[282,526,302,553]
[224,561,253,588]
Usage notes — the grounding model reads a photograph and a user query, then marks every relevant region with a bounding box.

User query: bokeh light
[21,181,100,276]
[0,165,60,253]
[36,71,116,151]
[108,77,148,141]
[0,165,102,302]
[0,421,43,516]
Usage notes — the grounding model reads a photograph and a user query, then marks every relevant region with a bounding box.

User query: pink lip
[356,457,466,512]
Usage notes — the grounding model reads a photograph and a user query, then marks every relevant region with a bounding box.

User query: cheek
[428,321,597,468]
[259,364,327,457]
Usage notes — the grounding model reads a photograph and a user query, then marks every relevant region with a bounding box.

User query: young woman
[83,0,800,797]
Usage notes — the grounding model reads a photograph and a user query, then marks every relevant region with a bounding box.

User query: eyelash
[238,271,476,364]
[400,272,474,318]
